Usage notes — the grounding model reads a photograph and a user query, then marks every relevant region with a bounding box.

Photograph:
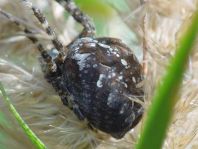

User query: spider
[0,0,144,139]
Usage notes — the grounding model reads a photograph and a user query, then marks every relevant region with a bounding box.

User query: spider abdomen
[63,37,144,139]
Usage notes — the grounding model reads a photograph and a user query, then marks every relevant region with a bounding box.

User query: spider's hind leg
[55,0,96,37]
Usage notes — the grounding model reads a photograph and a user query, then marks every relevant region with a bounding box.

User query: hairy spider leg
[0,9,56,72]
[0,8,71,108]
[55,0,95,37]
[22,0,66,63]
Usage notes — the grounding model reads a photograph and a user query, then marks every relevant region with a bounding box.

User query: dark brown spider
[0,0,144,139]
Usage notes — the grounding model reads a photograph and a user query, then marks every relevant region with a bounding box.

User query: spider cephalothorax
[1,0,144,139]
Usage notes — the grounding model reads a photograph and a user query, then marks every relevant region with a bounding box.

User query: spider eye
[63,37,144,138]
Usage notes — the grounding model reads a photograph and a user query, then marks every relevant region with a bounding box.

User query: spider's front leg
[0,6,70,109]
[55,0,96,37]
[22,0,66,63]
[21,0,86,120]
[0,9,56,72]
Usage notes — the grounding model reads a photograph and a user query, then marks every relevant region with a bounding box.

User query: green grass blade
[0,82,47,149]
[136,10,198,149]
[0,112,7,149]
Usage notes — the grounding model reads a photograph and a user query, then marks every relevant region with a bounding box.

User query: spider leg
[0,8,56,72]
[55,0,96,37]
[22,0,66,63]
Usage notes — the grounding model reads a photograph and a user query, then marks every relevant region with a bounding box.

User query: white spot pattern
[132,77,136,83]
[107,93,114,107]
[88,43,96,47]
[93,64,98,68]
[118,76,123,80]
[98,43,120,57]
[73,53,91,71]
[97,74,106,88]
[121,59,128,66]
